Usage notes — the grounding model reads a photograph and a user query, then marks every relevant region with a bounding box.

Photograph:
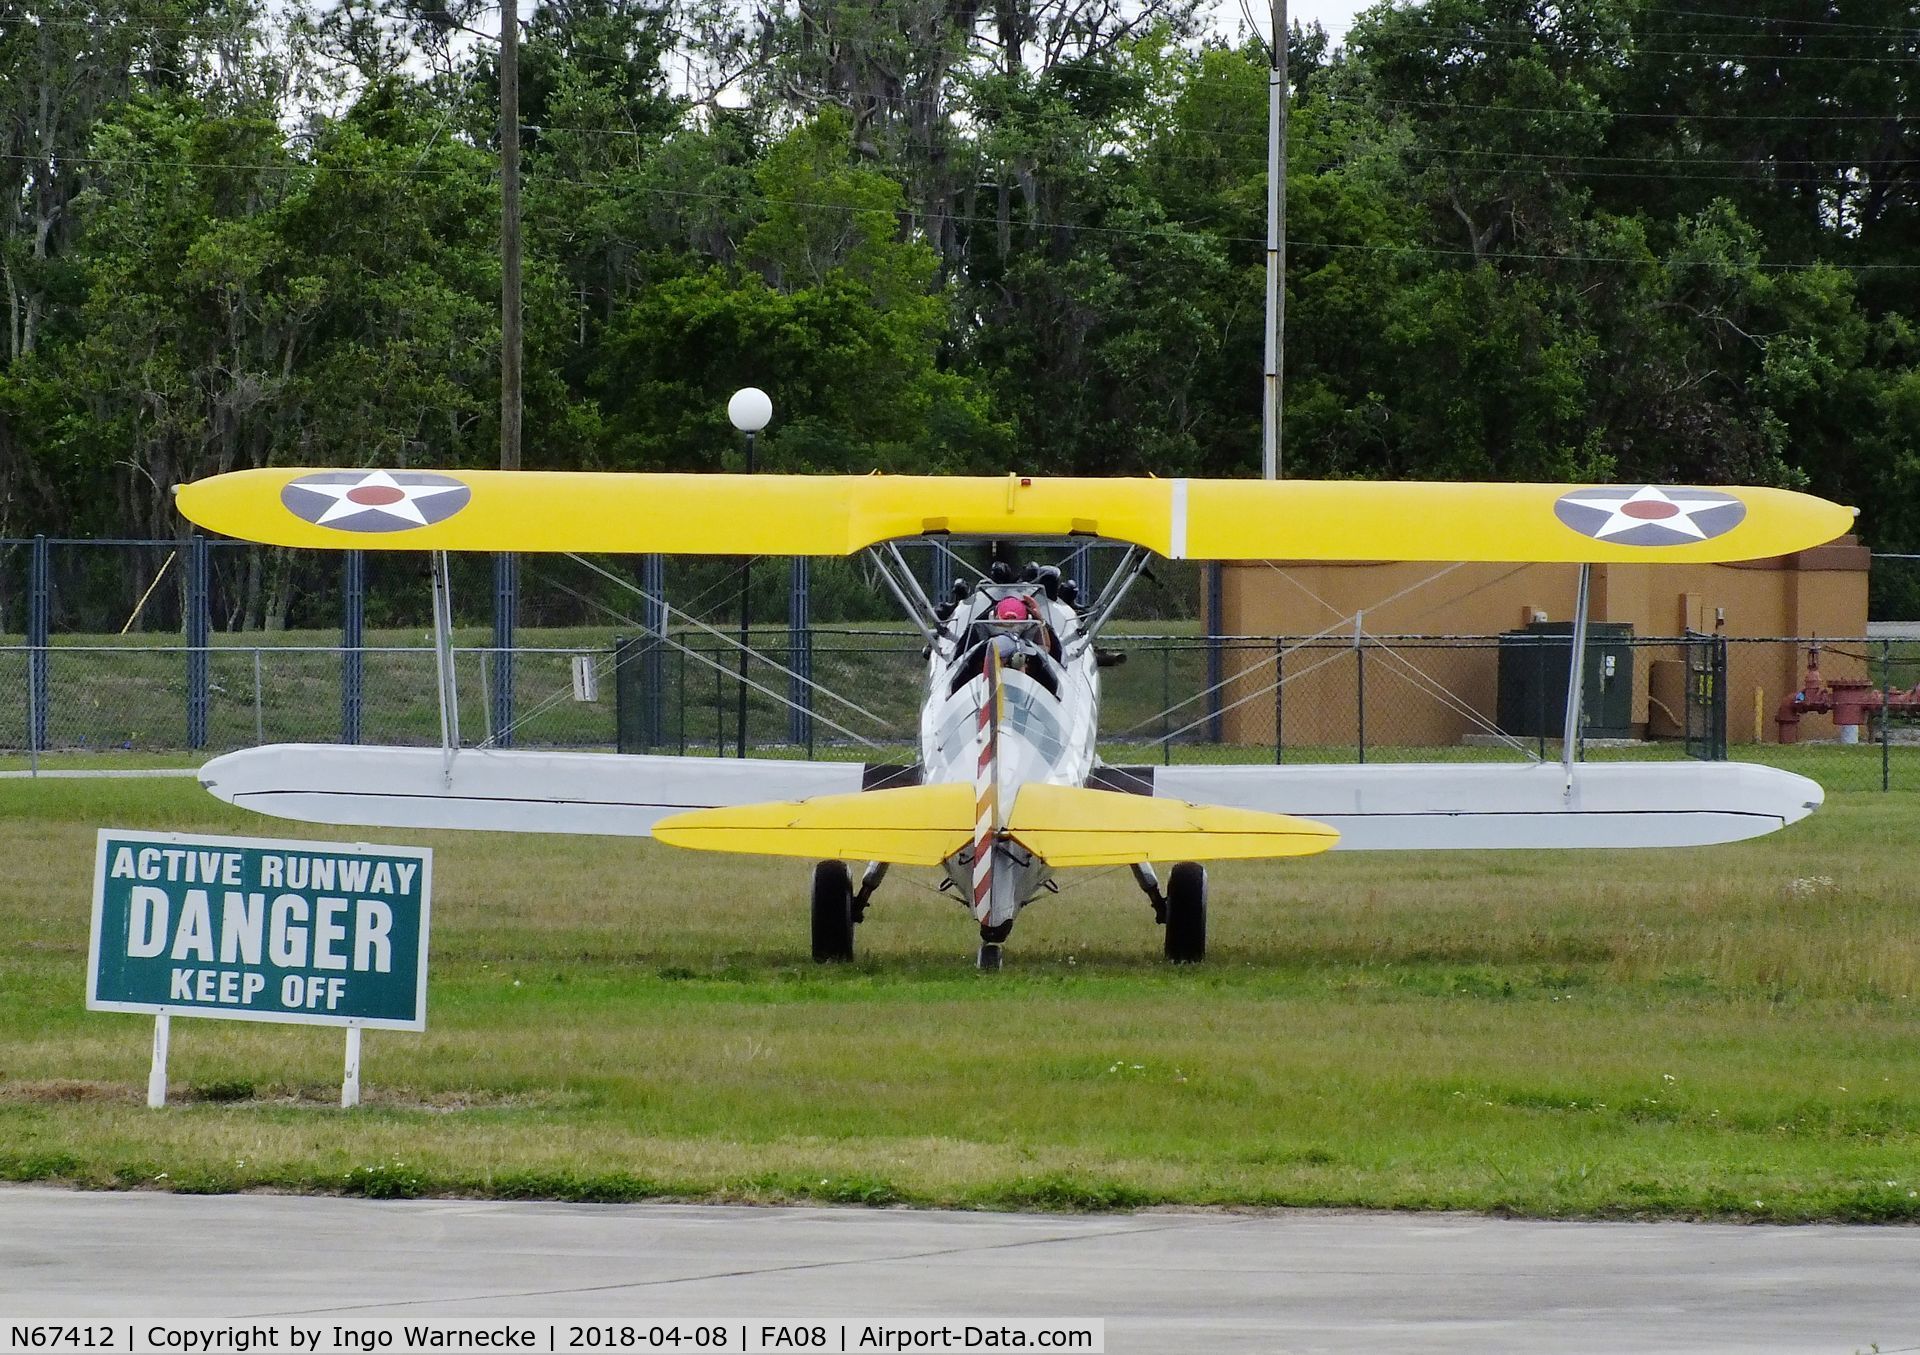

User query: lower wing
[1095,761,1823,850]
[197,744,922,836]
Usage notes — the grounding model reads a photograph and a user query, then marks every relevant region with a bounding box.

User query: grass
[2,764,1919,1219]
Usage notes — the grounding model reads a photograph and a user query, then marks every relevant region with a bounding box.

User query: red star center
[295,470,468,527]
[1558,485,1738,542]
[1623,500,1678,520]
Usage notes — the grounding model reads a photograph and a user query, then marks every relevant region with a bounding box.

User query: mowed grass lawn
[2,769,1918,1220]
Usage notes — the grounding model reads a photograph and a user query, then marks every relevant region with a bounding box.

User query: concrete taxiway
[3,1187,1916,1352]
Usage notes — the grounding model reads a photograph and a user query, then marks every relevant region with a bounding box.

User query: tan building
[1211,537,1869,750]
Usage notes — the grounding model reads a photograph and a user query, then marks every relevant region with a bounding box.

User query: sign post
[343,1024,362,1108]
[88,830,431,1107]
[147,1012,171,1109]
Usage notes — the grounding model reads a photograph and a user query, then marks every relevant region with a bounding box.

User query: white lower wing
[198,745,915,837]
[1104,761,1823,850]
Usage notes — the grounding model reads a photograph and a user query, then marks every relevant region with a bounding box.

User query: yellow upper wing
[173,469,1854,564]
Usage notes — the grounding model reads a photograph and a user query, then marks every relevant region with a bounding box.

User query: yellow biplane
[177,470,1851,967]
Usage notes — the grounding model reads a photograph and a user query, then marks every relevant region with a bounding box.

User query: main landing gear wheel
[1163,862,1207,963]
[812,860,855,963]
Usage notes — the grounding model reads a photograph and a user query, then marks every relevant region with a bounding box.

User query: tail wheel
[1163,862,1206,963]
[811,860,855,963]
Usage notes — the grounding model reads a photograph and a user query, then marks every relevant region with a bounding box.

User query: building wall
[1214,538,1868,749]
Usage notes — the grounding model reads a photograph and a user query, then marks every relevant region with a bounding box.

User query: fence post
[931,542,953,611]
[28,533,49,756]
[642,554,665,747]
[612,636,642,754]
[185,534,209,751]
[1161,645,1172,766]
[789,557,812,750]
[1205,564,1224,742]
[1273,637,1284,764]
[1884,638,1893,793]
[341,551,365,744]
[1355,635,1367,764]
[253,648,264,746]
[1535,636,1548,760]
[1713,635,1728,760]
[492,553,516,746]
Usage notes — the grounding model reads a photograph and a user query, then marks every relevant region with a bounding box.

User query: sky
[1224,0,1378,45]
[1292,0,1372,43]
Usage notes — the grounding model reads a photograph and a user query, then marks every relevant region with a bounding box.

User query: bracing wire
[499,561,891,751]
[564,551,897,730]
[1113,562,1468,739]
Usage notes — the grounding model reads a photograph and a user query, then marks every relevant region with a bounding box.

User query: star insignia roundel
[1553,484,1746,547]
[281,470,471,533]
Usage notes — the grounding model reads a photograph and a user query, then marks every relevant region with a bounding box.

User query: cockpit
[940,562,1078,699]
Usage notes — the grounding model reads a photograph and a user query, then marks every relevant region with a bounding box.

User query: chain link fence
[5,628,1918,792]
[4,537,1917,792]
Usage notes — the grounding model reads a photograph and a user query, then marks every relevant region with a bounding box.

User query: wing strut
[865,546,937,644]
[1562,563,1591,792]
[1070,545,1151,653]
[430,550,460,785]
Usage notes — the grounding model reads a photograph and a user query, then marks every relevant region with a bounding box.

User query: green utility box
[1496,621,1635,741]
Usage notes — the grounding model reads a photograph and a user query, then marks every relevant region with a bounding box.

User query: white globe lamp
[727,387,772,434]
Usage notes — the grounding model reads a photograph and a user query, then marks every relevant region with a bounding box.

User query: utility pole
[500,0,522,472]
[1262,0,1287,481]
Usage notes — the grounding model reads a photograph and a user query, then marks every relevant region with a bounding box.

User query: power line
[1351,18,1918,43]
[5,3,1911,40]
[1361,95,1915,122]
[1359,30,1919,63]
[524,119,1916,170]
[1636,5,1920,34]
[4,6,1917,54]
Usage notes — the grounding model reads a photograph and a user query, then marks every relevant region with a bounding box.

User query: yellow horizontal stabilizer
[174,470,1854,565]
[653,784,973,865]
[1006,784,1338,867]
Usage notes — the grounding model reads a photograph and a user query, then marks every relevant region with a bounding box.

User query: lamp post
[728,387,772,758]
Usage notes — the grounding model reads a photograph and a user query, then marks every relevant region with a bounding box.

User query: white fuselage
[918,585,1099,923]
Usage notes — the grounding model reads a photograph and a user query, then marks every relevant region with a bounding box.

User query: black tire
[1163,862,1206,963]
[811,860,855,963]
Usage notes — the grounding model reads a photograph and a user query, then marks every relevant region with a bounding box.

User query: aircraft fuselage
[919,581,1099,929]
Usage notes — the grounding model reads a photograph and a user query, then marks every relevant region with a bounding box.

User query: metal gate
[1683,631,1728,761]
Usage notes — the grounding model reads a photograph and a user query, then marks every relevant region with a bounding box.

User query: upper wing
[1108,761,1824,851]
[174,470,1853,564]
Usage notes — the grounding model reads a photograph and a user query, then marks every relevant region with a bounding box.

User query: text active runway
[4,1188,1918,1353]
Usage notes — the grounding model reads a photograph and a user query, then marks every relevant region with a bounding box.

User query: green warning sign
[87,830,431,1030]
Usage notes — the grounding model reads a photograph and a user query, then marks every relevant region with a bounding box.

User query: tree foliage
[1,0,1915,597]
